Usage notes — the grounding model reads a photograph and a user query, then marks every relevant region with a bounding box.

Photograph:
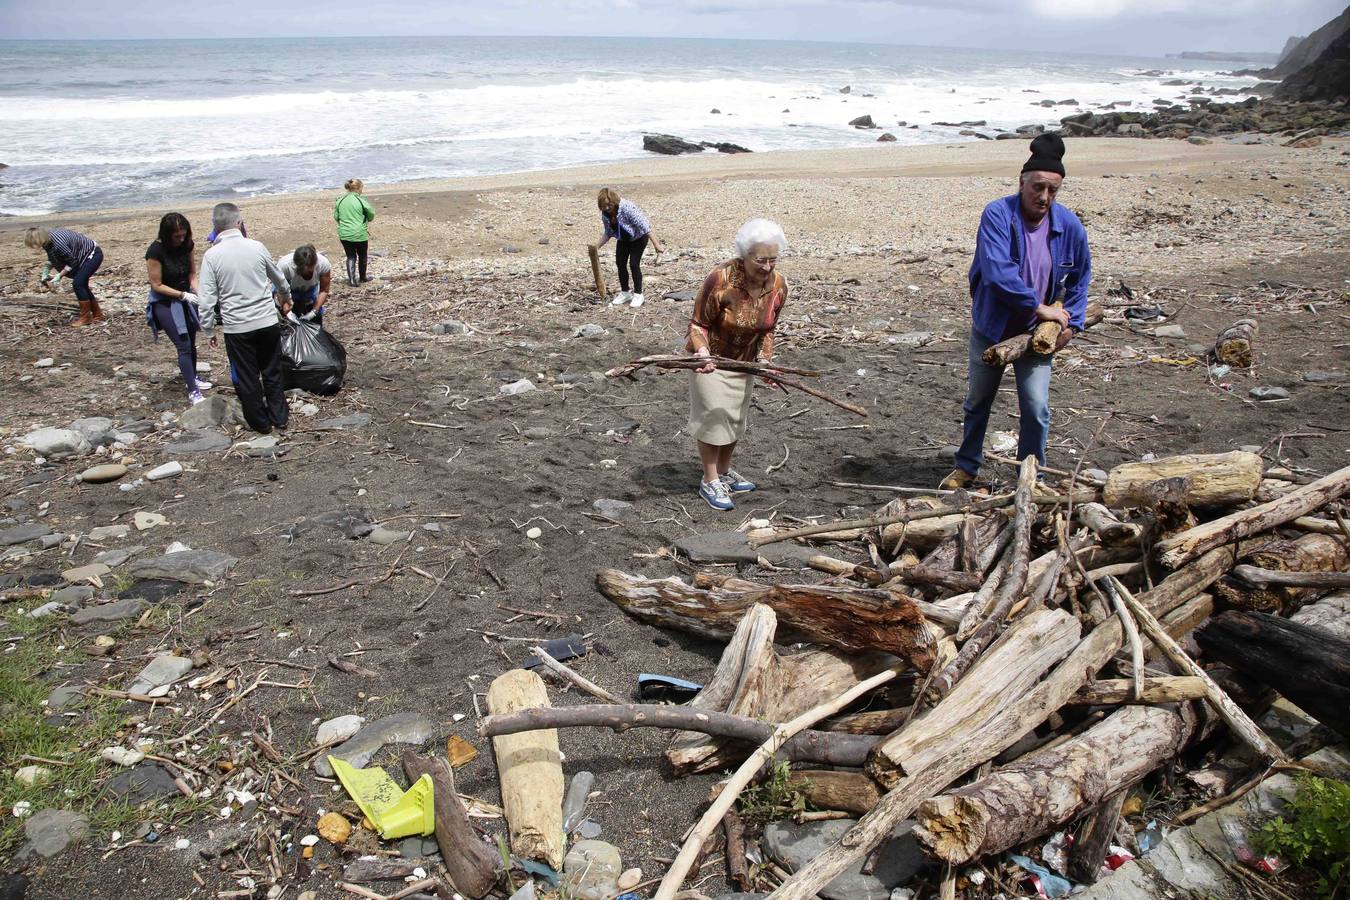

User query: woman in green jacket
[334,178,376,286]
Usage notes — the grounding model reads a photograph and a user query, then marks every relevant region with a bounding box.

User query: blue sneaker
[699,479,735,511]
[721,470,757,493]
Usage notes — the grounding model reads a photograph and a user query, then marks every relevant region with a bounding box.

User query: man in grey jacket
[200,202,293,433]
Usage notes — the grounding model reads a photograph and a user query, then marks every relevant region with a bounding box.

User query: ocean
[0,36,1260,215]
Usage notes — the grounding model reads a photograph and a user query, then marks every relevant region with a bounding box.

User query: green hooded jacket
[334,191,375,242]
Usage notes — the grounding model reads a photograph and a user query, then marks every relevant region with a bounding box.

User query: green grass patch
[0,610,191,855]
[1257,773,1350,898]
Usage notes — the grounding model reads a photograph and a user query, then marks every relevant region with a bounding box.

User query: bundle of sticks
[605,353,869,417]
[481,449,1350,898]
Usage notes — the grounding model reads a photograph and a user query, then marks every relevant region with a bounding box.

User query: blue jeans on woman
[148,292,199,395]
[71,246,103,301]
[954,329,1053,477]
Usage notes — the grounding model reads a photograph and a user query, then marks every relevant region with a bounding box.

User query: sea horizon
[0,34,1263,215]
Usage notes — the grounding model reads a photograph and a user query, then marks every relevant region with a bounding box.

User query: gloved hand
[182,292,200,306]
[300,310,317,322]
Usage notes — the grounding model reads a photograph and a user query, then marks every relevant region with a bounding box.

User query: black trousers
[224,325,289,434]
[341,239,368,280]
[615,235,648,293]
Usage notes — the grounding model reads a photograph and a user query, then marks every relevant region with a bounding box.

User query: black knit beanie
[1022,133,1066,177]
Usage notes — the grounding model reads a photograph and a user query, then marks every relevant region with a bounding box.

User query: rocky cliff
[1276,20,1350,101]
[1273,5,1350,77]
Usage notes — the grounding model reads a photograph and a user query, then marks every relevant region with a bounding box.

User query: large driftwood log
[867,607,1081,789]
[486,669,564,868]
[401,752,499,898]
[913,705,1195,865]
[1213,533,1349,612]
[587,244,606,297]
[1233,566,1350,590]
[1103,451,1263,509]
[1030,300,1066,355]
[1291,592,1350,640]
[1214,318,1257,368]
[764,546,1235,900]
[788,770,884,816]
[480,702,880,766]
[596,570,937,669]
[664,604,898,773]
[1196,611,1350,740]
[1156,464,1350,568]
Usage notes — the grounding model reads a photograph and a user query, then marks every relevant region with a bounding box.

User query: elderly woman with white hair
[686,218,789,511]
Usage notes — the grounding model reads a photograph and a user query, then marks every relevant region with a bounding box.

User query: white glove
[181,292,200,306]
[300,310,317,322]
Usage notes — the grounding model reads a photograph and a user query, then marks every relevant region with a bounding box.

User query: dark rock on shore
[699,141,752,154]
[1053,95,1350,141]
[849,115,875,129]
[877,132,897,142]
[642,134,704,155]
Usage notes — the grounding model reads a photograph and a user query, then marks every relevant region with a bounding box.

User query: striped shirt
[46,228,98,270]
[601,199,652,242]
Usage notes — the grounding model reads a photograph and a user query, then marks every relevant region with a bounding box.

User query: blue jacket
[968,195,1092,343]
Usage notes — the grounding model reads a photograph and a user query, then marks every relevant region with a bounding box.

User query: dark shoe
[360,275,374,283]
[939,468,975,490]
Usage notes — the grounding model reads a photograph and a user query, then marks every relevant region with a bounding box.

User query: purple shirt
[1003,213,1052,339]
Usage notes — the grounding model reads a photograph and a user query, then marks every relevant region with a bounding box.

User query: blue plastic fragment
[1010,854,1072,898]
[615,894,641,900]
[522,635,588,669]
[516,859,559,886]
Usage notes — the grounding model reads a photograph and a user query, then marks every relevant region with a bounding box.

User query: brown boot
[939,468,975,491]
[70,301,94,327]
[90,300,107,322]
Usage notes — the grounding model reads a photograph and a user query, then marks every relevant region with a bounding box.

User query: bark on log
[1030,301,1066,355]
[401,752,499,898]
[1103,451,1263,509]
[1214,318,1257,368]
[1233,565,1350,590]
[596,569,937,669]
[763,546,1234,900]
[1068,790,1129,884]
[1156,464,1350,569]
[913,705,1194,865]
[486,669,564,868]
[1067,676,1208,705]
[1214,533,1349,612]
[867,607,1081,788]
[788,770,884,816]
[1195,611,1350,740]
[1290,592,1350,640]
[1077,502,1143,547]
[823,707,911,735]
[480,702,880,766]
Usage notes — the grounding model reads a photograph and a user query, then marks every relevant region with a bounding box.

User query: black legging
[615,235,648,293]
[341,239,368,281]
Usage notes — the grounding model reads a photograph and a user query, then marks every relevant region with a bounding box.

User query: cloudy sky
[0,0,1342,55]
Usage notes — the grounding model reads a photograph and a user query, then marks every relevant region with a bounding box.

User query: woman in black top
[146,212,210,404]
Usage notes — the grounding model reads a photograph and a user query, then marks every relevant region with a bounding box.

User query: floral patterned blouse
[686,259,788,362]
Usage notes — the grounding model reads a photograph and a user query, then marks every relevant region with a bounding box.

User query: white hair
[734,218,786,259]
[212,202,242,234]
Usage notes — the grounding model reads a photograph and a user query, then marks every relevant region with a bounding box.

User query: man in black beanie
[941,132,1092,489]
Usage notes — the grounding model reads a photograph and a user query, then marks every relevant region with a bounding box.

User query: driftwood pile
[481,450,1350,898]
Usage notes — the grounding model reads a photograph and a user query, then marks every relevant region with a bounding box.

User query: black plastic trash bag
[280,316,346,395]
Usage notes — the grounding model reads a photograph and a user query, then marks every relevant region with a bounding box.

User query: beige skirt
[688,369,754,446]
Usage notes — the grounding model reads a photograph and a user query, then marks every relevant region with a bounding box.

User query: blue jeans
[72,246,102,301]
[278,284,322,322]
[954,330,1053,476]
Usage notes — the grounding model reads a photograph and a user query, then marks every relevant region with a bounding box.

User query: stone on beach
[316,714,365,745]
[167,430,232,453]
[313,712,436,776]
[21,809,89,859]
[128,653,194,695]
[315,413,371,431]
[128,549,237,584]
[20,428,90,459]
[0,523,51,546]
[79,463,128,484]
[145,461,184,481]
[764,818,929,900]
[71,598,145,626]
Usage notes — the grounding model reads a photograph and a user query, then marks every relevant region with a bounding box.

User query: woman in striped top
[597,188,663,308]
[24,226,105,326]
